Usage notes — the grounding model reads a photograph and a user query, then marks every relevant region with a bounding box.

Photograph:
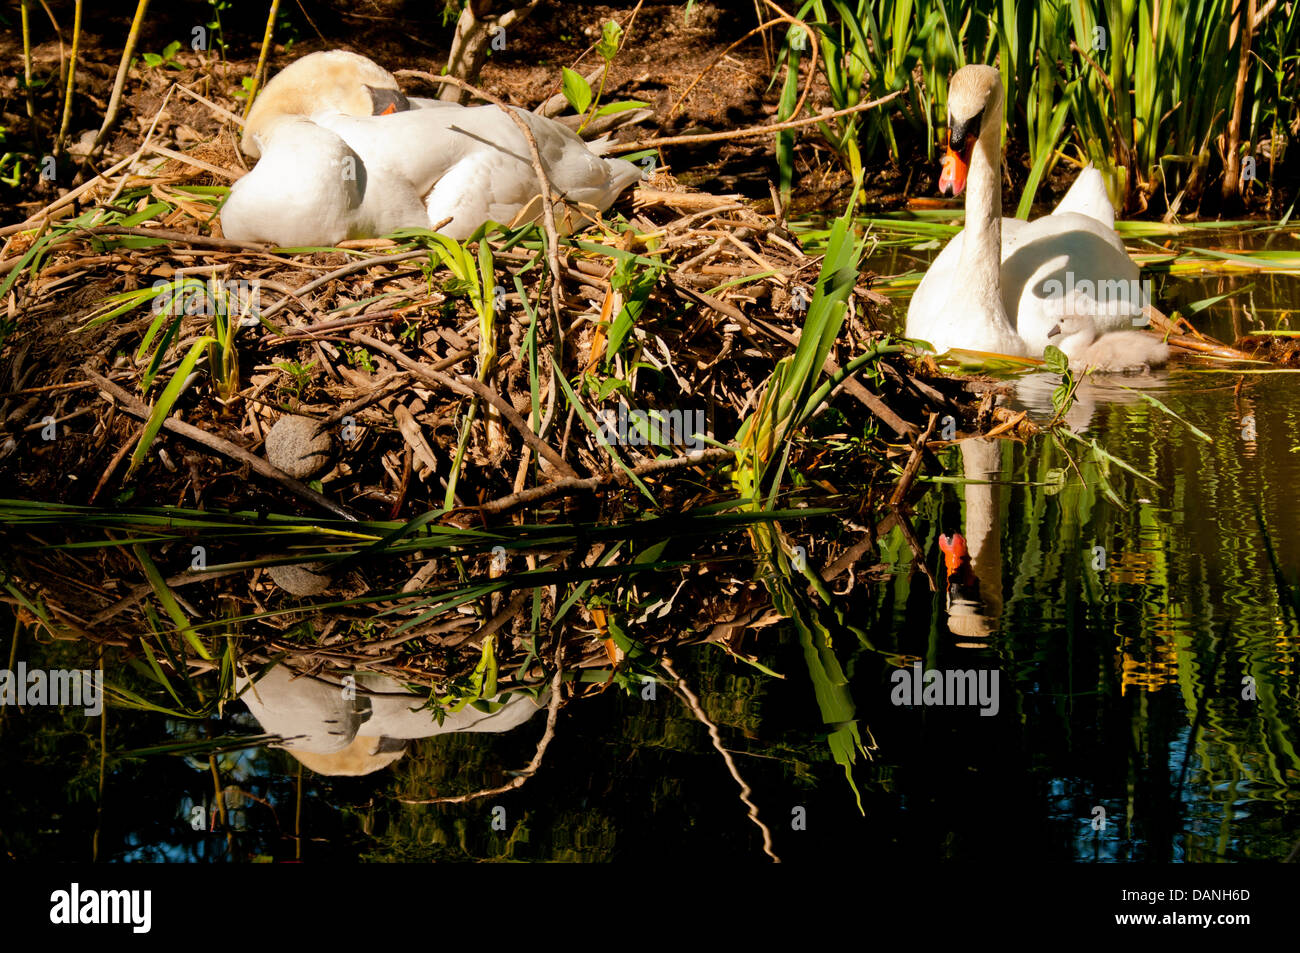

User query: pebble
[264,415,332,479]
[267,562,332,596]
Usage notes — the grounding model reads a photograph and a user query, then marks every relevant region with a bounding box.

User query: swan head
[939,531,981,603]
[1046,313,1101,360]
[1046,313,1098,343]
[940,65,1002,196]
[242,50,411,158]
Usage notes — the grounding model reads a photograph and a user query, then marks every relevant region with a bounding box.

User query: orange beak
[938,134,975,197]
[938,532,970,576]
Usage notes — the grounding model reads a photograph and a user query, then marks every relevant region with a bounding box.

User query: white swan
[906,64,1144,357]
[237,663,547,776]
[222,50,643,244]
[1047,313,1170,374]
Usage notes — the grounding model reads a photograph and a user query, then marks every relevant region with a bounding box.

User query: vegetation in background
[777,0,1299,215]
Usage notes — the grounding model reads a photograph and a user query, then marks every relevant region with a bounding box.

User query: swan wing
[514,107,644,208]
[907,211,1140,357]
[317,105,640,238]
[424,154,540,238]
[313,109,472,196]
[1000,211,1142,355]
[221,121,364,246]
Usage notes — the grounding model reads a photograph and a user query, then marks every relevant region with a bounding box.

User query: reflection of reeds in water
[729,201,881,812]
[1105,550,1156,586]
[1119,639,1180,695]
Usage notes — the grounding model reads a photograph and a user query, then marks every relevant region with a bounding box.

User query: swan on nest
[222,50,644,245]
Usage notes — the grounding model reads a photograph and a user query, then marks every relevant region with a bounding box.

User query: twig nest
[267,562,332,596]
[265,415,332,479]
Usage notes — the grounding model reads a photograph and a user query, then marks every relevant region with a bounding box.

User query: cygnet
[1046,313,1170,374]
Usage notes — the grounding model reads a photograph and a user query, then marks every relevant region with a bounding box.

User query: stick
[94,0,151,151]
[470,447,735,515]
[397,640,565,804]
[0,153,137,238]
[54,0,83,155]
[889,412,937,505]
[669,5,818,121]
[244,0,282,119]
[394,70,566,339]
[608,90,906,153]
[350,330,579,479]
[661,655,780,862]
[173,83,246,128]
[260,249,431,321]
[20,2,41,143]
[144,144,241,181]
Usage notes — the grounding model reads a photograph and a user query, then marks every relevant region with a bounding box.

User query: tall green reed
[776,0,1298,214]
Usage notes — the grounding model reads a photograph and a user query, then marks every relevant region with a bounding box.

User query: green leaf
[1120,387,1215,444]
[1015,96,1072,219]
[133,543,213,661]
[594,376,628,401]
[605,255,662,364]
[1051,382,1070,414]
[554,372,656,505]
[120,201,172,227]
[127,336,215,478]
[1043,344,1069,375]
[594,99,651,117]
[596,20,623,62]
[561,67,593,115]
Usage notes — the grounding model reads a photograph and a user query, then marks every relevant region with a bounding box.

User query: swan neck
[959,98,1003,272]
[1056,325,1097,359]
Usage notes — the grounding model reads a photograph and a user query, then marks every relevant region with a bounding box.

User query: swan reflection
[237,664,547,776]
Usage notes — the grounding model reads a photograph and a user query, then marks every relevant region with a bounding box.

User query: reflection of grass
[0,497,835,717]
[1256,502,1300,626]
[729,195,881,810]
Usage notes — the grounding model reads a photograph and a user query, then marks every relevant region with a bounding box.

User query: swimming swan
[1046,313,1170,374]
[906,64,1144,357]
[222,50,644,244]
[237,663,548,776]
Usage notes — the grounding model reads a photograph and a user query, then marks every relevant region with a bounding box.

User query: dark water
[2,227,1298,863]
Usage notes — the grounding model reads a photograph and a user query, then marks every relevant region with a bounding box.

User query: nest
[0,80,1002,718]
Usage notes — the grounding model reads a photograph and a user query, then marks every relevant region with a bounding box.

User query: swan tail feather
[1052,164,1116,227]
